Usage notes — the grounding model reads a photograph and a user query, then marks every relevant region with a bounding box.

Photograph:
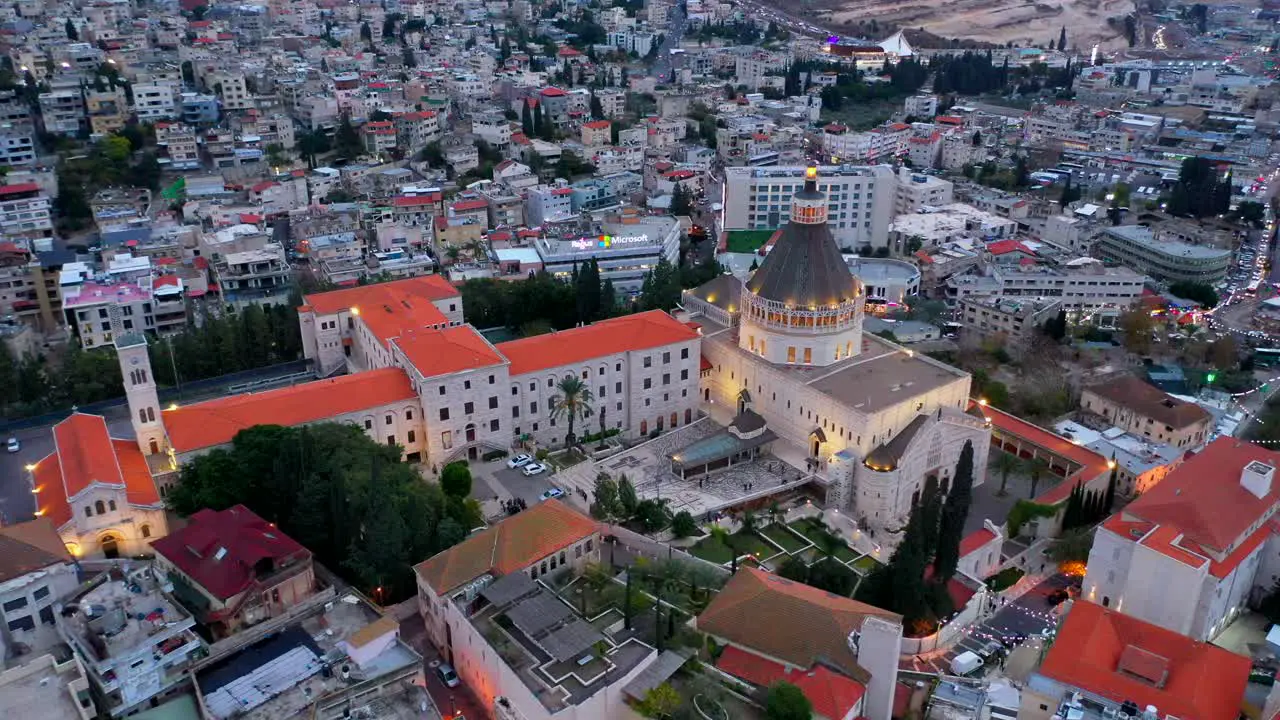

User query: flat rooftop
[0,655,91,720]
[64,569,193,661]
[196,593,421,720]
[700,319,966,414]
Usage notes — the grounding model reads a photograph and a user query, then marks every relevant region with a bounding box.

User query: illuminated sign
[569,234,651,250]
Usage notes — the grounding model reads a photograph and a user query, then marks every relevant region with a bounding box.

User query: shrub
[535,448,550,461]
[482,449,509,461]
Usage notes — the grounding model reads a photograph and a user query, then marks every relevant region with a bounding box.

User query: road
[904,573,1074,674]
[649,5,687,80]
[399,610,488,720]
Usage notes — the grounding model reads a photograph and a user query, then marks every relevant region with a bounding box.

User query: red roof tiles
[1040,601,1250,720]
[394,326,505,377]
[303,275,458,316]
[150,505,310,601]
[497,311,698,375]
[162,369,418,453]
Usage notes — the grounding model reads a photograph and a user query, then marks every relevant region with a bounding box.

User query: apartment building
[894,169,954,214]
[721,164,897,251]
[0,518,81,657]
[1095,225,1231,284]
[959,296,1062,348]
[944,262,1146,314]
[38,86,86,135]
[1080,375,1212,449]
[0,181,53,240]
[132,83,179,122]
[214,243,291,304]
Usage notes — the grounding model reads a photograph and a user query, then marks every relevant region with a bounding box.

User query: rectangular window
[442,431,453,449]
[464,380,471,390]
[643,378,652,390]
[464,402,474,414]
[680,369,688,380]
[439,408,450,421]
[2,597,28,612]
[32,586,48,601]
[385,415,393,425]
[662,352,670,364]
[7,616,33,632]
[662,373,670,385]
[365,419,373,430]
[643,356,652,368]
[490,419,500,431]
[387,436,396,445]
[681,348,689,359]
[438,385,446,395]
[405,409,414,420]
[530,401,538,413]
[489,396,498,409]
[407,430,416,443]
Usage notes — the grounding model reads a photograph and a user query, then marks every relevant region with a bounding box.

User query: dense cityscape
[2,1,1280,720]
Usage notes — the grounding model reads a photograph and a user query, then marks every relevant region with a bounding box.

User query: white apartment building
[132,82,178,122]
[0,181,53,240]
[722,164,897,251]
[944,261,1146,314]
[524,183,575,225]
[0,129,35,167]
[894,168,954,214]
[0,518,81,656]
[208,71,253,111]
[1082,438,1280,641]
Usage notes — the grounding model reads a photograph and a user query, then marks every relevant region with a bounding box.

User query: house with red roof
[695,567,904,720]
[29,412,168,560]
[150,505,316,638]
[1022,600,1250,720]
[1083,437,1280,641]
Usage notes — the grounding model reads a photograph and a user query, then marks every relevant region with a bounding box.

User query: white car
[540,487,565,501]
[507,453,532,468]
[522,462,547,477]
[436,663,460,688]
[5,437,18,453]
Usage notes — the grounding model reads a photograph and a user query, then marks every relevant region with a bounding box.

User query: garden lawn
[688,531,776,565]
[760,523,809,554]
[787,518,828,545]
[852,555,880,574]
[831,544,860,565]
[725,229,775,253]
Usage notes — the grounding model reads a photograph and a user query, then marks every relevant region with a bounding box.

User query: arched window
[84,506,92,517]
[140,524,151,538]
[94,500,105,515]
[107,500,116,511]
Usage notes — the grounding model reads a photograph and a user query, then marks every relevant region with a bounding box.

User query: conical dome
[745,167,861,308]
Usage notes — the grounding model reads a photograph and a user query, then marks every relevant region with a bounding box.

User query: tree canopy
[167,423,480,600]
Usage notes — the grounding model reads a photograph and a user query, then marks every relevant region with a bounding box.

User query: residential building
[1095,225,1231,284]
[213,244,291,304]
[132,83,178,122]
[721,164,897,251]
[959,296,1062,348]
[0,182,53,240]
[85,88,128,136]
[525,183,575,226]
[696,567,903,720]
[0,518,81,660]
[580,119,611,147]
[1054,419,1185,498]
[192,591,426,720]
[414,500,658,720]
[362,120,398,155]
[1083,438,1280,640]
[0,128,35,167]
[1080,375,1212,449]
[150,505,317,639]
[887,203,1018,248]
[944,261,1146,315]
[1022,600,1249,720]
[0,653,94,720]
[893,169,953,214]
[38,86,86,135]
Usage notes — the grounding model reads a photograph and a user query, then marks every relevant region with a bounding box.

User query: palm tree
[739,510,758,536]
[444,245,461,264]
[467,238,487,260]
[994,451,1020,497]
[550,374,595,448]
[1024,456,1051,499]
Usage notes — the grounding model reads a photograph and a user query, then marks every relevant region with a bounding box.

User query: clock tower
[115,333,167,456]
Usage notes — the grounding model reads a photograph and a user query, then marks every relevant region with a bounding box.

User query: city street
[399,610,487,720]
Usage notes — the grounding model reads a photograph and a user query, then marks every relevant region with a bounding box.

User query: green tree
[591,474,621,520]
[670,183,693,216]
[589,91,604,120]
[1167,281,1219,308]
[550,374,595,447]
[671,510,698,538]
[521,100,534,137]
[334,116,362,161]
[933,441,975,582]
[765,681,813,720]
[65,18,78,41]
[440,461,472,497]
[360,21,372,44]
[1023,456,1050,499]
[1048,528,1094,567]
[639,258,682,311]
[618,475,639,518]
[637,683,682,718]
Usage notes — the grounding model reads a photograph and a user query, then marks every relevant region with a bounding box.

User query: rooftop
[302,275,458,316]
[496,311,698,376]
[1036,600,1250,720]
[1084,375,1211,431]
[32,414,162,530]
[0,654,92,720]
[62,567,195,662]
[414,499,598,595]
[393,325,507,378]
[0,517,74,584]
[195,593,420,720]
[1102,225,1232,260]
[162,369,418,453]
[149,505,310,602]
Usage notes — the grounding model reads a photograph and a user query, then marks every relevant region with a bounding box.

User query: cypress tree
[934,441,975,582]
[521,100,534,137]
[1059,26,1068,51]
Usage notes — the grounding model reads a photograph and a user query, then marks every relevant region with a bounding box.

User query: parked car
[5,437,18,453]
[507,453,532,468]
[436,663,460,688]
[1047,587,1077,606]
[978,640,1003,659]
[540,487,565,501]
[951,651,984,676]
[522,462,547,476]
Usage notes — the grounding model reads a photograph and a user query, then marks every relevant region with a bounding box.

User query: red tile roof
[959,528,997,557]
[540,87,567,97]
[986,239,1036,256]
[162,369,418,453]
[717,646,866,719]
[303,275,458,315]
[497,311,698,375]
[0,182,39,196]
[695,567,900,683]
[414,499,598,594]
[1112,438,1280,554]
[1039,601,1250,720]
[394,325,506,377]
[973,402,1110,504]
[34,416,161,530]
[583,120,611,130]
[150,505,310,601]
[451,198,488,212]
[392,193,443,207]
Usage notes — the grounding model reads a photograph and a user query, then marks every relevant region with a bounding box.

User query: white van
[951,651,984,676]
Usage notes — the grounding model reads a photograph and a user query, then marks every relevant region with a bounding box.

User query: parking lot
[471,457,567,508]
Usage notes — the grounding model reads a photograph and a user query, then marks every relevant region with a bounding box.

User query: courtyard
[966,447,1071,537]
[684,513,885,585]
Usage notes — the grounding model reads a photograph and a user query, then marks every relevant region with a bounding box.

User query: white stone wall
[856,616,904,720]
[739,317,864,368]
[409,360,515,468]
[0,561,79,635]
[62,488,169,559]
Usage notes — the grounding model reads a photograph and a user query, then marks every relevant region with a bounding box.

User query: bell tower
[114,334,167,456]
